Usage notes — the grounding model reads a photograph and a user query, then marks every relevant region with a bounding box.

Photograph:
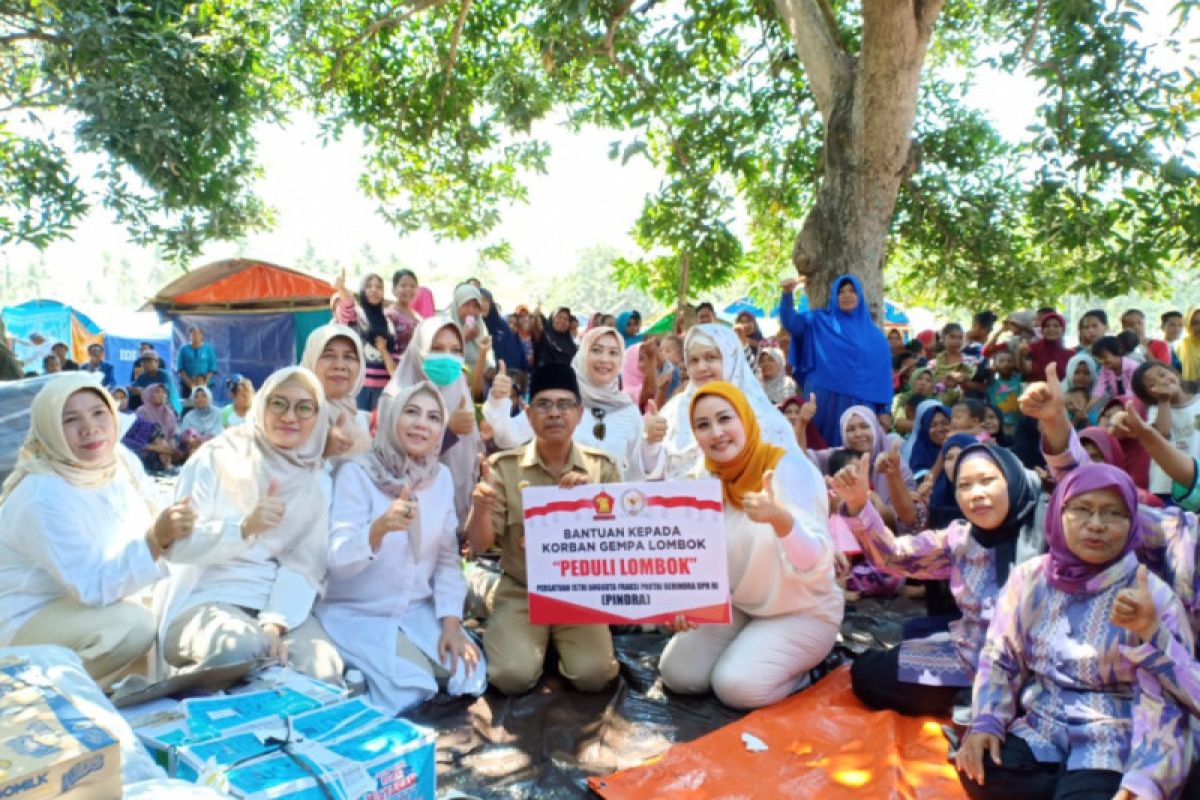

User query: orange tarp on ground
[589,666,968,800]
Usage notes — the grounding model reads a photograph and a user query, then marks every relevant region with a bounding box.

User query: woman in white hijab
[0,373,194,684]
[445,283,486,366]
[382,317,482,530]
[159,367,343,682]
[316,381,484,715]
[301,323,371,458]
[481,326,641,471]
[629,323,804,481]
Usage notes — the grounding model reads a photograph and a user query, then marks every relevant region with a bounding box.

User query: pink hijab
[137,383,177,440]
[413,286,436,318]
[622,343,648,406]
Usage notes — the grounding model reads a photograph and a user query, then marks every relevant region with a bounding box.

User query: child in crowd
[1064,387,1091,430]
[1132,360,1200,503]
[1089,335,1139,410]
[986,350,1022,435]
[930,323,976,405]
[824,448,901,602]
[949,399,987,439]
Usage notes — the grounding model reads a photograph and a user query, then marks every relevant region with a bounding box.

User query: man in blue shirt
[177,326,217,400]
[81,343,116,389]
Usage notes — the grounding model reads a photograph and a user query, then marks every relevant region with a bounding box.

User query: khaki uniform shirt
[487,440,621,586]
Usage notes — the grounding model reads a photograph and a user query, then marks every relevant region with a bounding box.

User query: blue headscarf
[615,310,644,346]
[479,289,528,373]
[928,433,980,529]
[905,400,951,474]
[797,275,893,406]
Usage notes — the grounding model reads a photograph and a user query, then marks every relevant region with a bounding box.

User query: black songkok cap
[529,362,580,401]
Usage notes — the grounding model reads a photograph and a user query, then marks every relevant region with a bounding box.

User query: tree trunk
[777,0,943,322]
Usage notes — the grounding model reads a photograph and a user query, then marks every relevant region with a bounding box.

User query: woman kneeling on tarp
[316,381,485,715]
[955,462,1192,800]
[0,373,195,685]
[658,381,842,710]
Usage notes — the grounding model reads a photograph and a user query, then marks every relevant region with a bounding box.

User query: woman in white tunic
[0,373,194,684]
[630,324,801,481]
[481,326,642,471]
[382,316,482,530]
[301,323,371,457]
[317,381,484,715]
[658,381,842,709]
[159,367,342,682]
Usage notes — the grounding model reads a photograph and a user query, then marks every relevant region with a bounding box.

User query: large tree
[6,0,1198,314]
[1,0,281,257]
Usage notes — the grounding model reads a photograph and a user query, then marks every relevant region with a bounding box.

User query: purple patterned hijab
[1044,463,1142,594]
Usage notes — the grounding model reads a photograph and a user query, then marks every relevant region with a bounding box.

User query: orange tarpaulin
[144,259,336,312]
[589,666,968,800]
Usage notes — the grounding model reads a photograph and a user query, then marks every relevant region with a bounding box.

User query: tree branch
[772,0,852,122]
[604,0,635,62]
[0,30,65,47]
[436,0,473,114]
[1018,0,1046,64]
[324,0,448,90]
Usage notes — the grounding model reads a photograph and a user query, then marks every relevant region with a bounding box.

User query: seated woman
[955,463,1192,800]
[828,441,1042,717]
[301,323,371,458]
[316,382,485,715]
[159,367,342,682]
[178,385,225,455]
[123,382,184,473]
[658,382,841,710]
[631,324,798,481]
[0,374,194,684]
[221,374,254,428]
[903,399,952,478]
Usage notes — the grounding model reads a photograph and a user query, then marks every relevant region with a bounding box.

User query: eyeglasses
[265,396,319,419]
[1062,503,1131,527]
[591,408,606,440]
[530,398,579,415]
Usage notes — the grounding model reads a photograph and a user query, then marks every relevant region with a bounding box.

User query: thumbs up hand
[798,393,818,425]
[472,455,500,516]
[490,360,513,401]
[642,398,667,444]
[243,479,286,539]
[825,451,872,517]
[449,395,475,436]
[743,469,788,529]
[152,496,196,552]
[1018,361,1067,423]
[370,485,419,548]
[323,409,353,458]
[875,439,902,478]
[1110,564,1159,642]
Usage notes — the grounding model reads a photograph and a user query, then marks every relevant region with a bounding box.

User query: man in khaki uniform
[467,363,621,695]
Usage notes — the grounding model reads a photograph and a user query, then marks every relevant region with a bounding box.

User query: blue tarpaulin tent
[1,299,102,373]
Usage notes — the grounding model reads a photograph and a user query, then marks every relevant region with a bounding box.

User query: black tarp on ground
[407,596,921,799]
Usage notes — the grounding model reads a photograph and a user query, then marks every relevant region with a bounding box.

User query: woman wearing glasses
[481,326,641,472]
[954,462,1192,800]
[382,316,482,530]
[316,381,485,714]
[158,367,343,681]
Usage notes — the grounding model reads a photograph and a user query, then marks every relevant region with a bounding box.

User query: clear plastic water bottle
[345,668,366,697]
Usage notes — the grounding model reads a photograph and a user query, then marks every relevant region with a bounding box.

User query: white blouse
[315,462,484,715]
[162,445,329,632]
[0,468,164,644]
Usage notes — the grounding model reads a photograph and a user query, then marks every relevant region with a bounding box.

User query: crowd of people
[3,271,1200,800]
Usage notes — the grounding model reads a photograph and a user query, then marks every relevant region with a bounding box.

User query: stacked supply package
[130,674,434,800]
[0,655,122,800]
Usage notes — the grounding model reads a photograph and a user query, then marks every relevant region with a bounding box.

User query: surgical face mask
[423,353,464,386]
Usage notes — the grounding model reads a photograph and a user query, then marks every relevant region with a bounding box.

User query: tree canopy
[4,0,1198,312]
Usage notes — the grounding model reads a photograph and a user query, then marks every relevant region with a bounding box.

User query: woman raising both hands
[657,381,841,710]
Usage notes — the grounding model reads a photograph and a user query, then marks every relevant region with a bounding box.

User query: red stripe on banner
[646,496,724,513]
[523,498,596,519]
[528,593,731,626]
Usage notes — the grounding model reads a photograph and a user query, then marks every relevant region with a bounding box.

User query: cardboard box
[0,656,122,800]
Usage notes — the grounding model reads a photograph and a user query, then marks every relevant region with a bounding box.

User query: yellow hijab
[690,381,786,510]
[1178,307,1200,381]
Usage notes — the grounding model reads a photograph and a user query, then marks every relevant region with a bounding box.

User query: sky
[2,4,1188,313]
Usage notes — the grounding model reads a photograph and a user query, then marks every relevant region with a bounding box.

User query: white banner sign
[522,479,730,625]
